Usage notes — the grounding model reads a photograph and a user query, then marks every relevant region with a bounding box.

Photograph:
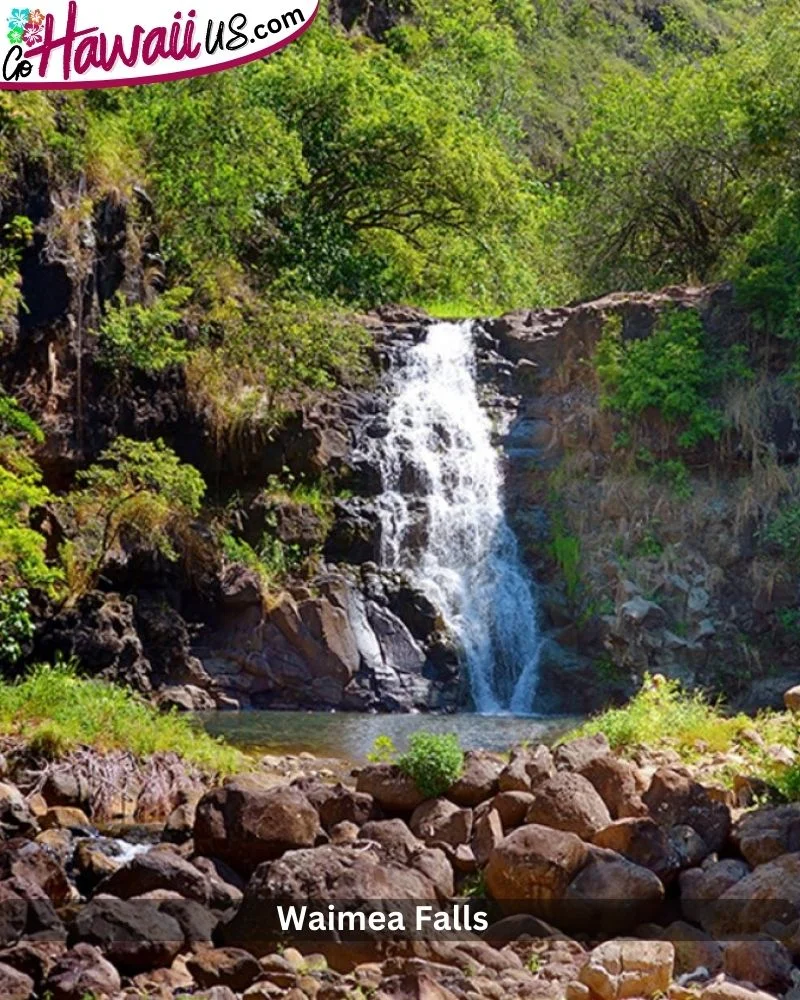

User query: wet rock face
[199,562,462,712]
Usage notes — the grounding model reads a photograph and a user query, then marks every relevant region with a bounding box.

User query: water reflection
[196,710,579,761]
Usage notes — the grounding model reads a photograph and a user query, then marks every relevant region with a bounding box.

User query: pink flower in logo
[22,21,40,43]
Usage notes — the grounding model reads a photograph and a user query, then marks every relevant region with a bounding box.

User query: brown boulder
[0,839,71,906]
[643,769,730,852]
[705,852,800,936]
[0,784,38,839]
[580,756,647,820]
[700,980,778,1000]
[186,947,262,991]
[447,751,502,807]
[0,962,33,1000]
[498,745,554,793]
[592,818,680,883]
[563,846,664,932]
[472,809,504,866]
[784,684,800,712]
[679,858,751,925]
[484,824,589,916]
[314,784,375,830]
[723,938,793,992]
[733,804,800,867]
[662,921,723,976]
[356,765,425,813]
[194,780,321,875]
[95,845,212,904]
[577,939,673,1000]
[43,943,121,1000]
[492,791,535,830]
[39,808,91,833]
[553,734,610,773]
[410,799,472,848]
[223,844,439,967]
[526,773,611,840]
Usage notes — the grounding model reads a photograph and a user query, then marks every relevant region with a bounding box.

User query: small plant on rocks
[398,731,464,798]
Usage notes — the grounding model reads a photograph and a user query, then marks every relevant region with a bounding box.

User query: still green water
[196,710,579,761]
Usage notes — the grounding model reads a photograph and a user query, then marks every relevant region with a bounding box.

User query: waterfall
[377,320,542,714]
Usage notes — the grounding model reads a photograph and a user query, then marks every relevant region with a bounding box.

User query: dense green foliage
[0,662,244,772]
[398,731,464,797]
[59,438,205,600]
[595,308,742,447]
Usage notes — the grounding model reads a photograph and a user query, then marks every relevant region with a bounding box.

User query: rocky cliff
[5,174,799,714]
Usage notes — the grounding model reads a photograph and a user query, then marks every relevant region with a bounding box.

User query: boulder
[69,898,184,974]
[643,768,731,852]
[156,684,216,712]
[313,784,376,830]
[41,771,90,812]
[554,734,610,774]
[186,947,262,991]
[577,940,673,1000]
[194,780,321,875]
[700,980,778,1000]
[224,844,439,967]
[723,937,794,992]
[679,858,752,925]
[0,785,38,839]
[579,756,647,820]
[562,847,664,932]
[662,921,724,976]
[0,962,33,1000]
[526,773,611,840]
[592,818,681,883]
[39,808,92,833]
[498,745,554,793]
[43,943,121,1000]
[703,852,800,936]
[733,804,800,866]
[492,791,535,830]
[0,839,71,906]
[447,752,502,807]
[95,846,213,904]
[484,824,589,916]
[356,765,425,813]
[784,685,800,712]
[410,799,472,848]
[472,809,504,866]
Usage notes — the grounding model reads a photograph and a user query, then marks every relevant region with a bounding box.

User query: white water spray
[377,321,541,713]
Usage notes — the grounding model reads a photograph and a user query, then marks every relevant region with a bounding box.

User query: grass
[0,662,245,775]
[570,674,800,796]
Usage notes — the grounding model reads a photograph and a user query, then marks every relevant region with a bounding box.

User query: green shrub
[98,286,193,375]
[595,308,726,448]
[0,588,33,666]
[398,731,464,798]
[764,504,800,564]
[60,438,205,599]
[367,734,397,763]
[774,763,800,801]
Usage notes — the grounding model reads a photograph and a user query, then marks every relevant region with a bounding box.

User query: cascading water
[377,320,542,714]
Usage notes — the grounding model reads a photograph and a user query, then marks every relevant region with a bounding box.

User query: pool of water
[196,710,580,762]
